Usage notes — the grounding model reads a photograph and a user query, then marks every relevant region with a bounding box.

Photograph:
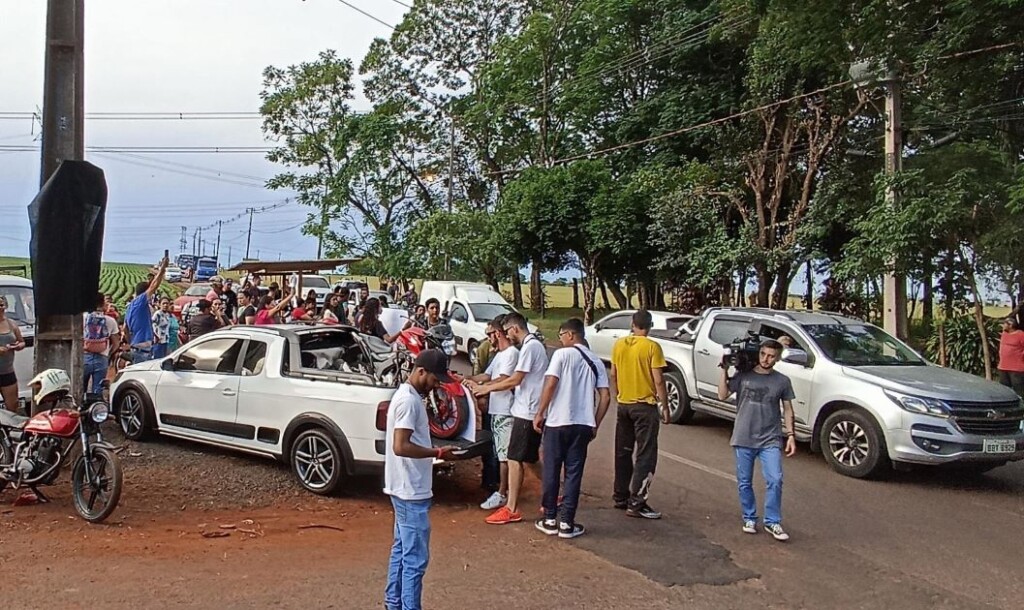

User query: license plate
[983,439,1016,454]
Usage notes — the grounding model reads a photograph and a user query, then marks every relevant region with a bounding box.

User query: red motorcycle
[394,324,471,439]
[0,369,123,523]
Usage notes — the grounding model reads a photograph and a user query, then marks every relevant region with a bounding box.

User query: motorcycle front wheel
[71,446,123,523]
[428,387,470,440]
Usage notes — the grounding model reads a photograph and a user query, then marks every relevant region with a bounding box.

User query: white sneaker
[742,520,757,534]
[480,491,507,510]
[764,523,790,541]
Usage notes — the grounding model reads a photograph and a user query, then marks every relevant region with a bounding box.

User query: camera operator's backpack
[84,312,111,354]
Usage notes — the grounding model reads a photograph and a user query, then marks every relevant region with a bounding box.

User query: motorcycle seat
[0,409,29,429]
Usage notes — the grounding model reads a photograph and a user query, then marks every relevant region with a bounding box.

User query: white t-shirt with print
[484,345,519,416]
[384,383,433,501]
[543,344,609,428]
[510,335,548,420]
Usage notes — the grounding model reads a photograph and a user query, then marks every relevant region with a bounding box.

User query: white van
[419,281,537,367]
[0,274,36,405]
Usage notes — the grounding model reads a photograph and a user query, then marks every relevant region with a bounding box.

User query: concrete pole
[882,70,908,340]
[36,0,85,401]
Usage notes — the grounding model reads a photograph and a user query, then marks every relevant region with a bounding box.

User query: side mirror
[594,323,602,332]
[781,348,810,367]
[160,358,175,371]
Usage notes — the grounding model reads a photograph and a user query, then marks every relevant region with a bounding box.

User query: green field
[0,256,183,307]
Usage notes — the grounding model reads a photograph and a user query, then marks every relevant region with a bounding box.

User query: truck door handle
[222,389,237,397]
[698,349,710,356]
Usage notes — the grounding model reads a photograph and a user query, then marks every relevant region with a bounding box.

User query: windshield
[197,259,217,269]
[803,323,925,366]
[301,276,331,289]
[185,285,210,297]
[0,285,35,326]
[469,303,515,322]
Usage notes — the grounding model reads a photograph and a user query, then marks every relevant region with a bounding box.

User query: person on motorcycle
[415,298,443,330]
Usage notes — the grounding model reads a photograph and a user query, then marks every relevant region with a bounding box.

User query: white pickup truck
[658,307,1024,479]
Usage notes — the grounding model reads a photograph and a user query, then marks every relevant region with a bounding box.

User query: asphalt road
[457,352,1024,609]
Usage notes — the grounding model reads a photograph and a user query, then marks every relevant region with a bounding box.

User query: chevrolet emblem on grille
[986,409,1004,420]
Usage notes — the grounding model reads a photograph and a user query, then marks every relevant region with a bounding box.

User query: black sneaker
[558,522,586,539]
[626,504,662,520]
[534,518,558,536]
[613,500,627,510]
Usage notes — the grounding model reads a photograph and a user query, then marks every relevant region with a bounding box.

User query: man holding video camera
[717,338,797,542]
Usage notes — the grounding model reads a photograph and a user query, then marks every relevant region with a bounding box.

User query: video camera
[721,330,762,373]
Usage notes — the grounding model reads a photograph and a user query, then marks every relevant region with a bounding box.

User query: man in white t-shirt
[472,312,548,525]
[532,318,610,539]
[384,349,457,610]
[464,316,519,511]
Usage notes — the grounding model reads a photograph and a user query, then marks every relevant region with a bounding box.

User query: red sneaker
[485,505,523,525]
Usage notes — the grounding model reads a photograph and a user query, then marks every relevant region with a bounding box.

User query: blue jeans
[734,446,783,525]
[385,497,431,610]
[541,424,592,526]
[152,343,168,359]
[130,346,153,365]
[83,353,108,393]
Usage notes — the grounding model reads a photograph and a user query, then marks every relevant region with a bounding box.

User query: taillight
[376,400,390,431]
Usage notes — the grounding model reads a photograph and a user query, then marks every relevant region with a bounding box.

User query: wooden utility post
[882,70,907,340]
[36,0,85,397]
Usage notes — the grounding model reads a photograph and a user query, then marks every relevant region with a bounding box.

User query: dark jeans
[999,370,1024,397]
[542,424,592,526]
[614,403,660,508]
[480,413,500,492]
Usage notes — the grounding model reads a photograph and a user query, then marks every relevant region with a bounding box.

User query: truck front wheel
[820,408,890,479]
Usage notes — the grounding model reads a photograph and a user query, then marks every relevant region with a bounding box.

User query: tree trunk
[580,262,598,325]
[770,263,793,310]
[922,259,934,331]
[754,263,771,307]
[942,250,955,321]
[571,277,580,309]
[530,263,542,313]
[966,263,993,380]
[656,284,666,309]
[804,260,814,310]
[607,280,628,310]
[599,281,611,310]
[511,269,524,309]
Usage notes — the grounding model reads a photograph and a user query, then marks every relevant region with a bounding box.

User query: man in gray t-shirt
[718,339,797,542]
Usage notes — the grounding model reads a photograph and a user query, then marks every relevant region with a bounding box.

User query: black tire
[0,441,11,494]
[467,340,479,369]
[117,388,154,441]
[820,408,890,479]
[290,428,345,495]
[71,446,123,523]
[665,370,695,425]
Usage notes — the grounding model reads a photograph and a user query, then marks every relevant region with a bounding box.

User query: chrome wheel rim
[120,394,143,438]
[468,344,477,367]
[828,420,869,467]
[666,380,681,418]
[294,435,336,490]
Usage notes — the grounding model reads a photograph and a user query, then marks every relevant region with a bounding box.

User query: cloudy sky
[0,0,407,265]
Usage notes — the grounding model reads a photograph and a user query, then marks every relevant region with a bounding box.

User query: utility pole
[245,207,255,259]
[214,220,222,260]
[882,69,907,340]
[36,0,85,398]
[226,246,232,268]
[178,226,187,254]
[198,227,203,257]
[192,229,197,256]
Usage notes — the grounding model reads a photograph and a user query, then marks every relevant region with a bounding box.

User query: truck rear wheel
[665,370,694,424]
[820,408,889,479]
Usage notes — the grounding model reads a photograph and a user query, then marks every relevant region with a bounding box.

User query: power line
[336,0,395,30]
[388,0,412,9]
[0,144,271,154]
[89,152,269,188]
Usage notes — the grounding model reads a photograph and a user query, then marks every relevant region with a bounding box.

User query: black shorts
[507,416,542,464]
[0,371,16,388]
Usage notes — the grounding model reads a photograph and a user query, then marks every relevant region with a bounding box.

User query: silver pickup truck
[659,307,1024,478]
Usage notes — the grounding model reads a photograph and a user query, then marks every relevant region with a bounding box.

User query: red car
[173,283,212,317]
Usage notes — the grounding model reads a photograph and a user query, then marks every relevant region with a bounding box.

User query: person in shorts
[464,315,519,510]
[473,312,548,525]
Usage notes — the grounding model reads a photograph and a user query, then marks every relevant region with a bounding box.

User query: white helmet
[28,368,72,404]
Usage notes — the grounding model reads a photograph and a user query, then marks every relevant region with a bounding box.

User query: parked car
[660,307,1024,478]
[173,283,212,315]
[291,275,332,308]
[110,325,489,495]
[585,310,694,362]
[164,265,183,283]
[420,281,537,367]
[0,274,35,405]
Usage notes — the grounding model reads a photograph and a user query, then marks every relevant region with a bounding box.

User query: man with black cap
[384,349,458,610]
[186,299,224,339]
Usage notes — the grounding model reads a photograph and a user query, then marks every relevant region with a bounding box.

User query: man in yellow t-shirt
[610,310,668,520]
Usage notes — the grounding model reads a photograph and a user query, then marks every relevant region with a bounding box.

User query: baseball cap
[414,349,453,383]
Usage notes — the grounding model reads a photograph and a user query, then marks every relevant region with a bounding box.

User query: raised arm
[146,256,170,298]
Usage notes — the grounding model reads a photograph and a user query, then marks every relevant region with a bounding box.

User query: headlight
[884,389,950,418]
[89,402,110,423]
